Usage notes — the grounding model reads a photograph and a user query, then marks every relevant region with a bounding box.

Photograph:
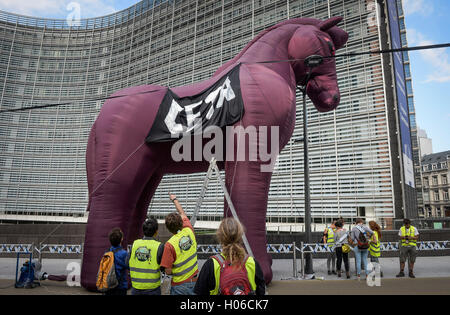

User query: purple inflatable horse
[81,17,348,290]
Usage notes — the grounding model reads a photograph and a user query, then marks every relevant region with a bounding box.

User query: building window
[434,190,440,201]
[401,32,407,46]
[436,207,442,217]
[423,165,429,172]
[444,190,449,201]
[404,64,411,78]
[442,162,448,169]
[443,175,448,185]
[406,80,413,95]
[409,115,416,128]
[399,18,405,31]
[423,177,428,187]
[403,51,409,62]
[432,176,438,186]
[432,164,437,170]
[397,0,404,16]
[407,97,414,112]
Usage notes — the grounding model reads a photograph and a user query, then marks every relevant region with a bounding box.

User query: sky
[401,0,450,154]
[0,0,448,153]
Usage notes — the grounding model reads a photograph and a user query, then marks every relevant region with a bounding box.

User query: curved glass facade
[0,0,418,227]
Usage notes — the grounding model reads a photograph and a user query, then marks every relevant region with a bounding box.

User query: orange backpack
[96,249,119,292]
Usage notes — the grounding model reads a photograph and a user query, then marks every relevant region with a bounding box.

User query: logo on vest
[179,236,193,251]
[135,246,151,262]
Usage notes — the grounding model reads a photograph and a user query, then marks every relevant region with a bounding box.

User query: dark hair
[335,219,344,228]
[108,227,123,247]
[403,218,411,225]
[143,216,158,237]
[355,218,364,224]
[165,212,183,234]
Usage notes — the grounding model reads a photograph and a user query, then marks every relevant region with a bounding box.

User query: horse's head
[288,17,348,112]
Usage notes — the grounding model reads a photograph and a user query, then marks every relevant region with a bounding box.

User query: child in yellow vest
[368,221,383,278]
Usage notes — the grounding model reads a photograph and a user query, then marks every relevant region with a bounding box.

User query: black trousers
[335,247,349,272]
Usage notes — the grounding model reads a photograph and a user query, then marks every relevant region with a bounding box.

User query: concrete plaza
[1,256,449,295]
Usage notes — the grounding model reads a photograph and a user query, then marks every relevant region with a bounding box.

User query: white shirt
[398,226,419,236]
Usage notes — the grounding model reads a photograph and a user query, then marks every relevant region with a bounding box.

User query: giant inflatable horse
[81,17,348,290]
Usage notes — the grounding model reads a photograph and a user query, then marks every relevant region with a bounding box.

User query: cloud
[402,0,434,16]
[407,28,450,83]
[0,0,118,18]
[0,0,64,16]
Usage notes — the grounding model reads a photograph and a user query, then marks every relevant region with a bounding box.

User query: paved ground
[1,256,449,295]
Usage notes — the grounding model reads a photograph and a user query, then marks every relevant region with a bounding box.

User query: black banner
[146,64,243,143]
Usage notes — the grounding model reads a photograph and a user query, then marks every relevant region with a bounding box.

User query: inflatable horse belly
[82,17,348,290]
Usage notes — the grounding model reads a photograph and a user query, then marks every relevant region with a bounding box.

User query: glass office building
[0,0,420,228]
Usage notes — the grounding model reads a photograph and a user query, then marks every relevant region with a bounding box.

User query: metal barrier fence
[2,241,449,280]
[2,241,449,255]
[0,244,83,256]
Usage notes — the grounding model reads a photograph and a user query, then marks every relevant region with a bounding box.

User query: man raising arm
[160,193,199,295]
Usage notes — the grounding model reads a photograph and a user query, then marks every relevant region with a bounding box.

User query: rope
[0,42,447,206]
[91,141,146,195]
[0,88,164,114]
[0,43,448,114]
[241,43,450,65]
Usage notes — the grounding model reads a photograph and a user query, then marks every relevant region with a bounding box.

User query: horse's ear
[318,17,343,31]
[319,17,348,50]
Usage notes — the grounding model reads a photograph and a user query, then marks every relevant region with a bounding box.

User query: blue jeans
[170,281,196,295]
[353,247,369,276]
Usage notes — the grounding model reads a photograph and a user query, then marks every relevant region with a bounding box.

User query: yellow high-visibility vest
[209,253,257,295]
[326,227,335,247]
[400,226,417,247]
[129,239,161,290]
[369,231,381,257]
[167,227,198,284]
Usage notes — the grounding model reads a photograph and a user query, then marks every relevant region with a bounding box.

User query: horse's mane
[213,17,321,77]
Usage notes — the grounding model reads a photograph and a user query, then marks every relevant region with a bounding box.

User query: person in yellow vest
[160,193,199,295]
[368,220,383,278]
[323,220,337,275]
[193,217,266,295]
[396,218,419,278]
[127,216,164,295]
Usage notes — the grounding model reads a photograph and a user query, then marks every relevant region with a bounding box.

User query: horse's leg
[224,160,273,284]
[81,144,159,291]
[125,173,163,245]
[81,179,142,290]
[224,63,295,285]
